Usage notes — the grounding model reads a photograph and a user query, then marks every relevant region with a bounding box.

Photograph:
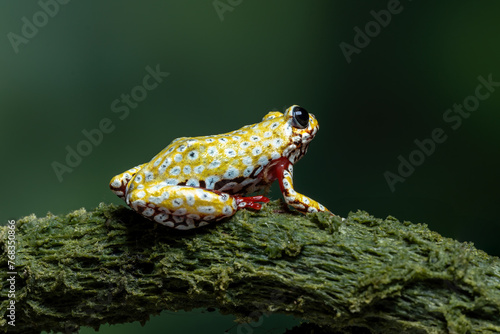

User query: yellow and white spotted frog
[110,105,330,229]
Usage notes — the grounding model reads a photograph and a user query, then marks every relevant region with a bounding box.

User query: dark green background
[1,1,499,333]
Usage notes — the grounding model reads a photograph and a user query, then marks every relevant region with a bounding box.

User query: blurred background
[1,1,499,333]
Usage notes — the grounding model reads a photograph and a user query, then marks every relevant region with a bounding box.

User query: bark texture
[1,201,499,333]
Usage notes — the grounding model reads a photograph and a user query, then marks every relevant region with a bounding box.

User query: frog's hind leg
[109,163,146,200]
[126,185,268,230]
[126,185,236,230]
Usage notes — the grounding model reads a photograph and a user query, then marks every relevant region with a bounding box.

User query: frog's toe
[110,164,146,200]
[234,195,270,210]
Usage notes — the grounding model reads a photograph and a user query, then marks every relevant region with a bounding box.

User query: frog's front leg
[109,163,146,200]
[126,184,269,230]
[273,157,330,214]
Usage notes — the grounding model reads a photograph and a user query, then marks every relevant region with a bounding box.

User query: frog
[109,105,331,230]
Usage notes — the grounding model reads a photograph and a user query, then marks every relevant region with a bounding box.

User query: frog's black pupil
[293,106,309,128]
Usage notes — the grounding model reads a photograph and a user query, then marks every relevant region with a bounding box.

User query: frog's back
[127,116,290,195]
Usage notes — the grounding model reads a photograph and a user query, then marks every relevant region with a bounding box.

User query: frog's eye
[291,106,309,129]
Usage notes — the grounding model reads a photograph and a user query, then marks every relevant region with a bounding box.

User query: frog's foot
[234,195,270,210]
[109,163,146,200]
[273,157,331,214]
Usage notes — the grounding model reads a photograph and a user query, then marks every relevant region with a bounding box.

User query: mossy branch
[1,200,499,333]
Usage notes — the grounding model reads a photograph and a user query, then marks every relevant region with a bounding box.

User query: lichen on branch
[1,201,499,333]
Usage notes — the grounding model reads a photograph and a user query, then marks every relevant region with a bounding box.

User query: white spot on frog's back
[218,137,229,144]
[187,150,199,160]
[257,156,268,166]
[270,121,280,129]
[152,156,162,167]
[170,166,181,175]
[186,179,199,187]
[224,166,239,179]
[158,158,172,174]
[242,156,253,166]
[252,146,262,156]
[145,171,154,182]
[224,148,237,158]
[243,166,254,177]
[165,178,178,186]
[208,160,221,169]
[205,175,220,189]
[207,147,218,156]
[272,138,284,148]
[250,135,260,142]
[194,165,205,174]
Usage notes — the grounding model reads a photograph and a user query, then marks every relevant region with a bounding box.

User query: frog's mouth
[294,123,318,145]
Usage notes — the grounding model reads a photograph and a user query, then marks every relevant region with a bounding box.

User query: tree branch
[1,201,499,333]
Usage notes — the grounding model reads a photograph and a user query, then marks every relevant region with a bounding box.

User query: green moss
[1,201,499,333]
